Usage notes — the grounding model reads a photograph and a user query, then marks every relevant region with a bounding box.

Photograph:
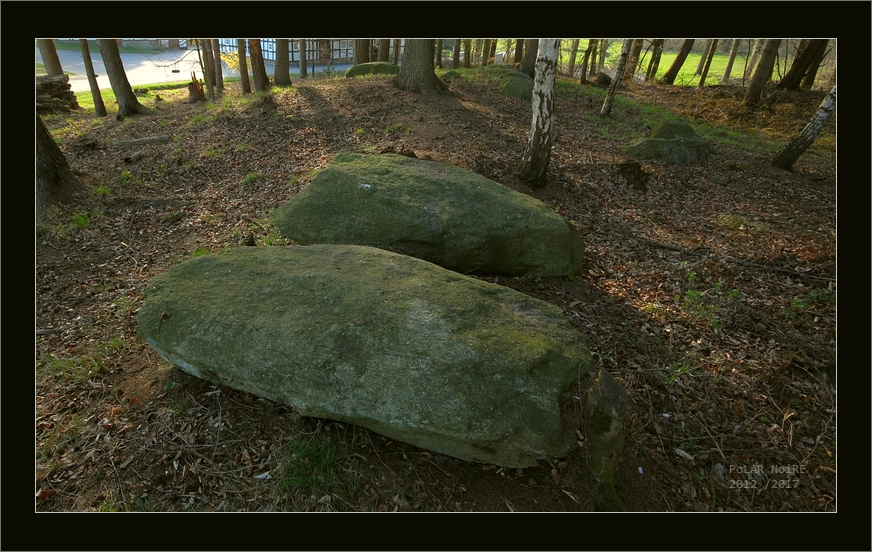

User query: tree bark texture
[800,40,829,90]
[744,39,781,106]
[481,39,491,66]
[38,39,65,76]
[744,39,763,79]
[579,40,595,84]
[299,39,308,78]
[79,39,106,116]
[513,39,524,65]
[601,39,632,116]
[519,39,539,77]
[660,39,694,85]
[36,112,82,225]
[697,39,718,88]
[452,39,461,68]
[695,40,714,75]
[463,40,471,68]
[211,39,224,90]
[646,40,664,82]
[237,40,251,93]
[517,39,560,188]
[274,39,291,86]
[379,39,391,63]
[721,39,740,82]
[393,39,401,65]
[779,39,828,90]
[354,39,370,64]
[435,39,443,68]
[397,39,445,95]
[248,39,271,92]
[623,39,644,83]
[96,39,150,116]
[200,39,215,100]
[771,84,835,170]
[567,39,580,77]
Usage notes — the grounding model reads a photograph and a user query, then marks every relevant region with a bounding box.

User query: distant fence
[216,39,354,64]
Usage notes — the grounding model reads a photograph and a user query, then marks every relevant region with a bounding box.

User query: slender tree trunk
[298,39,308,79]
[79,39,106,116]
[567,39,581,77]
[646,40,664,82]
[744,39,781,106]
[199,39,215,100]
[579,40,594,84]
[481,39,491,67]
[38,39,64,76]
[698,39,718,89]
[237,39,251,93]
[211,40,224,90]
[274,39,291,85]
[589,40,599,76]
[519,39,539,77]
[248,39,270,92]
[695,40,714,75]
[463,40,471,68]
[721,39,740,83]
[601,39,632,116]
[779,39,828,90]
[660,39,694,85]
[393,39,401,65]
[435,39,443,68]
[772,84,836,170]
[452,39,461,69]
[96,39,150,116]
[800,40,829,90]
[517,39,560,188]
[379,39,391,62]
[744,39,763,80]
[623,39,644,84]
[598,39,608,72]
[36,112,82,225]
[489,39,498,61]
[513,39,524,65]
[397,39,446,95]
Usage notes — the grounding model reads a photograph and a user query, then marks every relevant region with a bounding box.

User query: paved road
[36,45,351,94]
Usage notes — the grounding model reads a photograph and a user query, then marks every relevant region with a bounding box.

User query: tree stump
[187,72,205,103]
[36,75,79,113]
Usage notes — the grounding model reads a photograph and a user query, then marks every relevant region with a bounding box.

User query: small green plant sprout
[243,172,262,185]
[191,247,209,258]
[72,213,89,228]
[355,127,365,135]
[120,169,133,182]
[92,185,110,198]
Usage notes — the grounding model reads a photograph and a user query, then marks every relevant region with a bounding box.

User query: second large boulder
[275,152,584,276]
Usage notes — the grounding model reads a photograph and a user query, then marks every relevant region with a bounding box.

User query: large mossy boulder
[137,245,591,468]
[624,120,710,165]
[275,152,584,276]
[499,75,534,101]
[344,62,399,78]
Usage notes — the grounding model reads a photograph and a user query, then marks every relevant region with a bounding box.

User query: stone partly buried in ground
[624,120,711,165]
[275,152,584,277]
[137,245,592,468]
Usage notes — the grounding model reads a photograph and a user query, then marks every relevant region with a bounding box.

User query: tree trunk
[79,39,106,116]
[579,40,595,84]
[36,112,82,225]
[237,39,251,93]
[435,39,443,68]
[379,39,391,63]
[743,39,763,79]
[601,39,632,117]
[800,40,829,90]
[199,39,215,100]
[517,39,560,188]
[779,39,828,90]
[697,39,718,89]
[567,39,581,77]
[38,39,64,77]
[513,39,524,65]
[519,39,539,77]
[354,39,370,64]
[695,40,714,75]
[211,40,224,90]
[623,39,644,84]
[589,40,599,76]
[463,40,471,68]
[298,39,308,79]
[660,39,694,85]
[249,39,270,92]
[721,39,740,83]
[96,39,150,116]
[744,39,781,106]
[274,39,291,86]
[489,39,498,61]
[396,39,446,95]
[646,40,664,82]
[772,84,836,170]
[481,39,491,67]
[452,39,461,69]
[393,39,401,65]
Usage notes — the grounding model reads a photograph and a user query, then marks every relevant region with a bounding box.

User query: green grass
[276,436,359,501]
[52,39,160,55]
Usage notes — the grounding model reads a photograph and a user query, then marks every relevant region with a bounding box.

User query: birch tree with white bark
[516,39,560,188]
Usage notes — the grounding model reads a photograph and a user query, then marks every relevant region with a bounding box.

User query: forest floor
[36,66,836,514]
